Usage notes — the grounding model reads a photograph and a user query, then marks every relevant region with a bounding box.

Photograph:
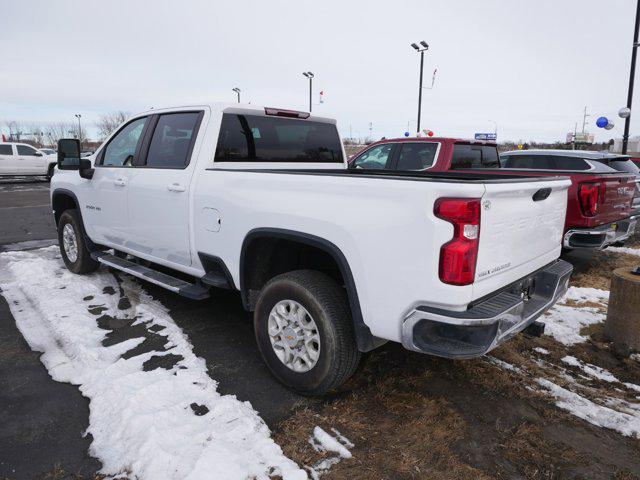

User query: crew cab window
[451,144,499,169]
[0,145,12,155]
[396,143,438,170]
[17,145,38,156]
[145,112,200,168]
[102,117,147,167]
[215,114,343,163]
[352,144,393,169]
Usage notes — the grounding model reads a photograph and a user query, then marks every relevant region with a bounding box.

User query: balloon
[619,107,631,119]
[596,116,609,128]
[404,131,410,137]
[605,121,615,130]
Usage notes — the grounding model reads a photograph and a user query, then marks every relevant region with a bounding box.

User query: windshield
[215,113,344,163]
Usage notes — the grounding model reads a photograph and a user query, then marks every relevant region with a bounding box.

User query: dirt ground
[274,237,640,480]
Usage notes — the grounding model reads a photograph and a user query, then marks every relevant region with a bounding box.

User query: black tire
[45,163,55,181]
[57,209,99,274]
[254,270,361,395]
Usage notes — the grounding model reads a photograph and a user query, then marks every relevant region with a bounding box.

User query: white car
[39,148,57,156]
[50,103,572,394]
[0,142,57,179]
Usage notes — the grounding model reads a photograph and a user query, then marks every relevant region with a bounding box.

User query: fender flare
[240,228,386,352]
[51,188,101,252]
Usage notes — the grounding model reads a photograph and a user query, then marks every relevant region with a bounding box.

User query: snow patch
[537,378,640,438]
[307,427,353,479]
[561,286,609,304]
[533,347,549,355]
[606,246,640,257]
[0,247,306,480]
[486,356,522,373]
[561,356,618,383]
[542,304,604,345]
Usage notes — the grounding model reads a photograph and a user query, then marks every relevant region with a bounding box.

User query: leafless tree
[96,111,129,140]
[5,120,22,141]
[45,122,75,147]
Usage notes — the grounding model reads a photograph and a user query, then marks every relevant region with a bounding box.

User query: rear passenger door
[390,142,439,170]
[126,110,205,268]
[0,144,17,175]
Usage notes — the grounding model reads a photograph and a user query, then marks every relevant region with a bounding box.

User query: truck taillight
[434,198,481,286]
[264,107,310,119]
[578,182,600,217]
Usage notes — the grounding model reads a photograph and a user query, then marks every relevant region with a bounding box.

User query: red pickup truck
[349,138,637,250]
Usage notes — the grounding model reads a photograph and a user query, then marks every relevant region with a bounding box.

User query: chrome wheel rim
[267,299,321,372]
[62,223,78,263]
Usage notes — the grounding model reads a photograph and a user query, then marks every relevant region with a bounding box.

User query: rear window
[608,159,640,174]
[552,156,590,170]
[0,145,12,155]
[451,144,499,169]
[215,113,343,163]
[502,154,590,171]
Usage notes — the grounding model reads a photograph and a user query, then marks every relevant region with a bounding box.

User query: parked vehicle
[350,139,637,250]
[0,142,57,179]
[575,151,640,217]
[51,104,572,394]
[39,148,57,156]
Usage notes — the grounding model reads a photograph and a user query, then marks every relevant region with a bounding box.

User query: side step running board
[91,252,210,300]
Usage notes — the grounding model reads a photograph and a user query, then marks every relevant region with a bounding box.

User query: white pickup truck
[0,142,57,179]
[51,103,572,394]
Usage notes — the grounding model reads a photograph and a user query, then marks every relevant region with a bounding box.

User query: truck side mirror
[57,138,94,179]
[57,139,81,170]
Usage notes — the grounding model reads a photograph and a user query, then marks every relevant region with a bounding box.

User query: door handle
[167,183,186,192]
[114,178,126,187]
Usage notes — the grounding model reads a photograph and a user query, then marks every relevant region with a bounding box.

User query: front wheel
[254,270,361,395]
[58,209,98,274]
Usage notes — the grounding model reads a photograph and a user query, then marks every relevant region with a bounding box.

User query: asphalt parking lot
[0,177,309,479]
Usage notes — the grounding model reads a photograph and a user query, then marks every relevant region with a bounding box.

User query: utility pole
[574,122,578,150]
[582,106,589,134]
[623,0,640,154]
[302,71,314,112]
[411,41,429,134]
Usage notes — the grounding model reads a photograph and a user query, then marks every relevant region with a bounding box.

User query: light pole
[623,0,640,154]
[488,120,498,140]
[232,87,241,103]
[74,114,82,148]
[302,71,314,112]
[411,41,429,134]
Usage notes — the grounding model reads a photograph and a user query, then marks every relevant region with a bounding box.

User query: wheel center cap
[283,326,298,347]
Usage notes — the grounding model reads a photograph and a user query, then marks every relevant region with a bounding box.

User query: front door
[83,116,149,248]
[16,144,46,174]
[126,111,204,268]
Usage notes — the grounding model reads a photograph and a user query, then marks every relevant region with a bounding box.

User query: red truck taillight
[578,182,601,217]
[434,198,481,286]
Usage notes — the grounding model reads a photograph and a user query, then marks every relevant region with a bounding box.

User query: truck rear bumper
[401,260,572,359]
[563,216,638,249]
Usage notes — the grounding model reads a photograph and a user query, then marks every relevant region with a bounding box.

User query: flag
[319,90,324,104]
[1,134,6,142]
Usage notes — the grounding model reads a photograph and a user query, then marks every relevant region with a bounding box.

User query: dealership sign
[474,133,497,141]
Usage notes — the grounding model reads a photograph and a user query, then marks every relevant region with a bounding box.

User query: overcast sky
[0,0,637,143]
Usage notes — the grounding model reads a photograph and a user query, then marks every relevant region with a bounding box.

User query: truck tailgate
[598,174,636,224]
[473,178,570,299]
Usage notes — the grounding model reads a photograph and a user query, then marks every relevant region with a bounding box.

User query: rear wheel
[58,209,98,274]
[254,270,361,395]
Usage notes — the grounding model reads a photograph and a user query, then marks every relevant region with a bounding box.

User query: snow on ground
[533,347,549,355]
[542,287,608,345]
[605,246,640,257]
[561,356,618,383]
[0,247,306,480]
[537,378,640,438]
[307,427,353,479]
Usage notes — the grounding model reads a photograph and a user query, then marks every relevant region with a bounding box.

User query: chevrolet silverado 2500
[51,103,572,394]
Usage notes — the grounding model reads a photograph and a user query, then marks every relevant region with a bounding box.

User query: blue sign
[474,133,497,141]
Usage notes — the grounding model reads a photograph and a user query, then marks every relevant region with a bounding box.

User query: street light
[302,71,314,112]
[488,120,498,140]
[232,87,241,103]
[410,41,429,134]
[623,0,640,154]
[75,114,82,148]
